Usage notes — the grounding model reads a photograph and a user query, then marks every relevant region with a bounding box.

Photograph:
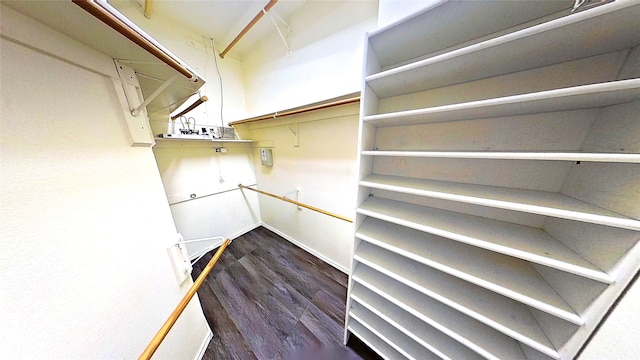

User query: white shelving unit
[345,1,640,359]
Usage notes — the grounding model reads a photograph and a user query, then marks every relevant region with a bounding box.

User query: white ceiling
[111,0,308,58]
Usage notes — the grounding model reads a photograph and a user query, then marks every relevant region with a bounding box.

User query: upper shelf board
[360,174,640,231]
[367,1,574,71]
[364,79,640,126]
[361,151,640,163]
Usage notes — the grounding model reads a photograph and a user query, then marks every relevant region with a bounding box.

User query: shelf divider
[360,174,640,231]
[364,79,640,126]
[361,150,640,163]
[352,266,531,360]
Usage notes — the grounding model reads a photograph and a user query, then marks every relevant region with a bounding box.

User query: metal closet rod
[171,95,209,120]
[229,96,361,126]
[238,184,353,223]
[219,0,278,59]
[138,238,231,360]
[72,0,197,81]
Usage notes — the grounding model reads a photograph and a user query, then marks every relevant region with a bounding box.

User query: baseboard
[193,222,348,274]
[259,222,349,274]
[229,223,262,242]
[188,223,262,261]
[195,329,213,360]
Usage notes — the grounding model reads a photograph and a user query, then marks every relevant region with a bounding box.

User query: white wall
[241,0,378,117]
[0,6,210,358]
[152,141,261,255]
[377,0,443,28]
[235,103,360,271]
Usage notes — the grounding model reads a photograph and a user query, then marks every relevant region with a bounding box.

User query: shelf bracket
[264,8,291,55]
[132,73,180,116]
[114,59,180,117]
[112,60,154,146]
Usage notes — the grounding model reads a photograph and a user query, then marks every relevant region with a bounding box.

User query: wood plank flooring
[192,226,381,360]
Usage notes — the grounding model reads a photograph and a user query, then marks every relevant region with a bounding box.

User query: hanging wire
[209,37,225,127]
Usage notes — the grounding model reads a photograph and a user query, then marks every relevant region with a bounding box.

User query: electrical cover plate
[260,148,273,166]
[167,233,192,285]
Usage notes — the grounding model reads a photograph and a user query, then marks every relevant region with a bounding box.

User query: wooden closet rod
[219,0,278,59]
[72,0,197,81]
[238,184,353,223]
[139,238,231,360]
[229,96,360,126]
[171,95,209,120]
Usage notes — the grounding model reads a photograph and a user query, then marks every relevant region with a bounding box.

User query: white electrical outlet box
[167,233,192,285]
[260,148,273,166]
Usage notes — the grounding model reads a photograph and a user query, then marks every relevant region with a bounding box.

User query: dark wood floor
[192,226,381,360]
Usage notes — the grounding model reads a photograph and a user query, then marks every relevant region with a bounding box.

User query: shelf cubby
[352,262,563,359]
[348,318,408,360]
[357,197,612,282]
[349,309,437,360]
[366,3,640,98]
[351,284,486,360]
[352,265,535,360]
[354,233,583,325]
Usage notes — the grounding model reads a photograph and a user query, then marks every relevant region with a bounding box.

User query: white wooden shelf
[353,257,560,358]
[357,197,611,282]
[360,174,640,231]
[364,79,640,126]
[361,150,640,163]
[354,238,581,325]
[348,319,406,360]
[352,284,499,360]
[349,310,436,360]
[352,266,529,360]
[348,1,640,359]
[366,2,640,98]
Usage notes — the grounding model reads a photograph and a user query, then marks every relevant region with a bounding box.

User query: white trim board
[260,223,349,274]
[196,329,213,360]
[187,223,261,262]
[189,222,348,274]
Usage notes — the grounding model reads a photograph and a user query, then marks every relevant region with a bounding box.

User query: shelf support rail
[139,238,231,360]
[238,184,353,223]
[72,0,201,82]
